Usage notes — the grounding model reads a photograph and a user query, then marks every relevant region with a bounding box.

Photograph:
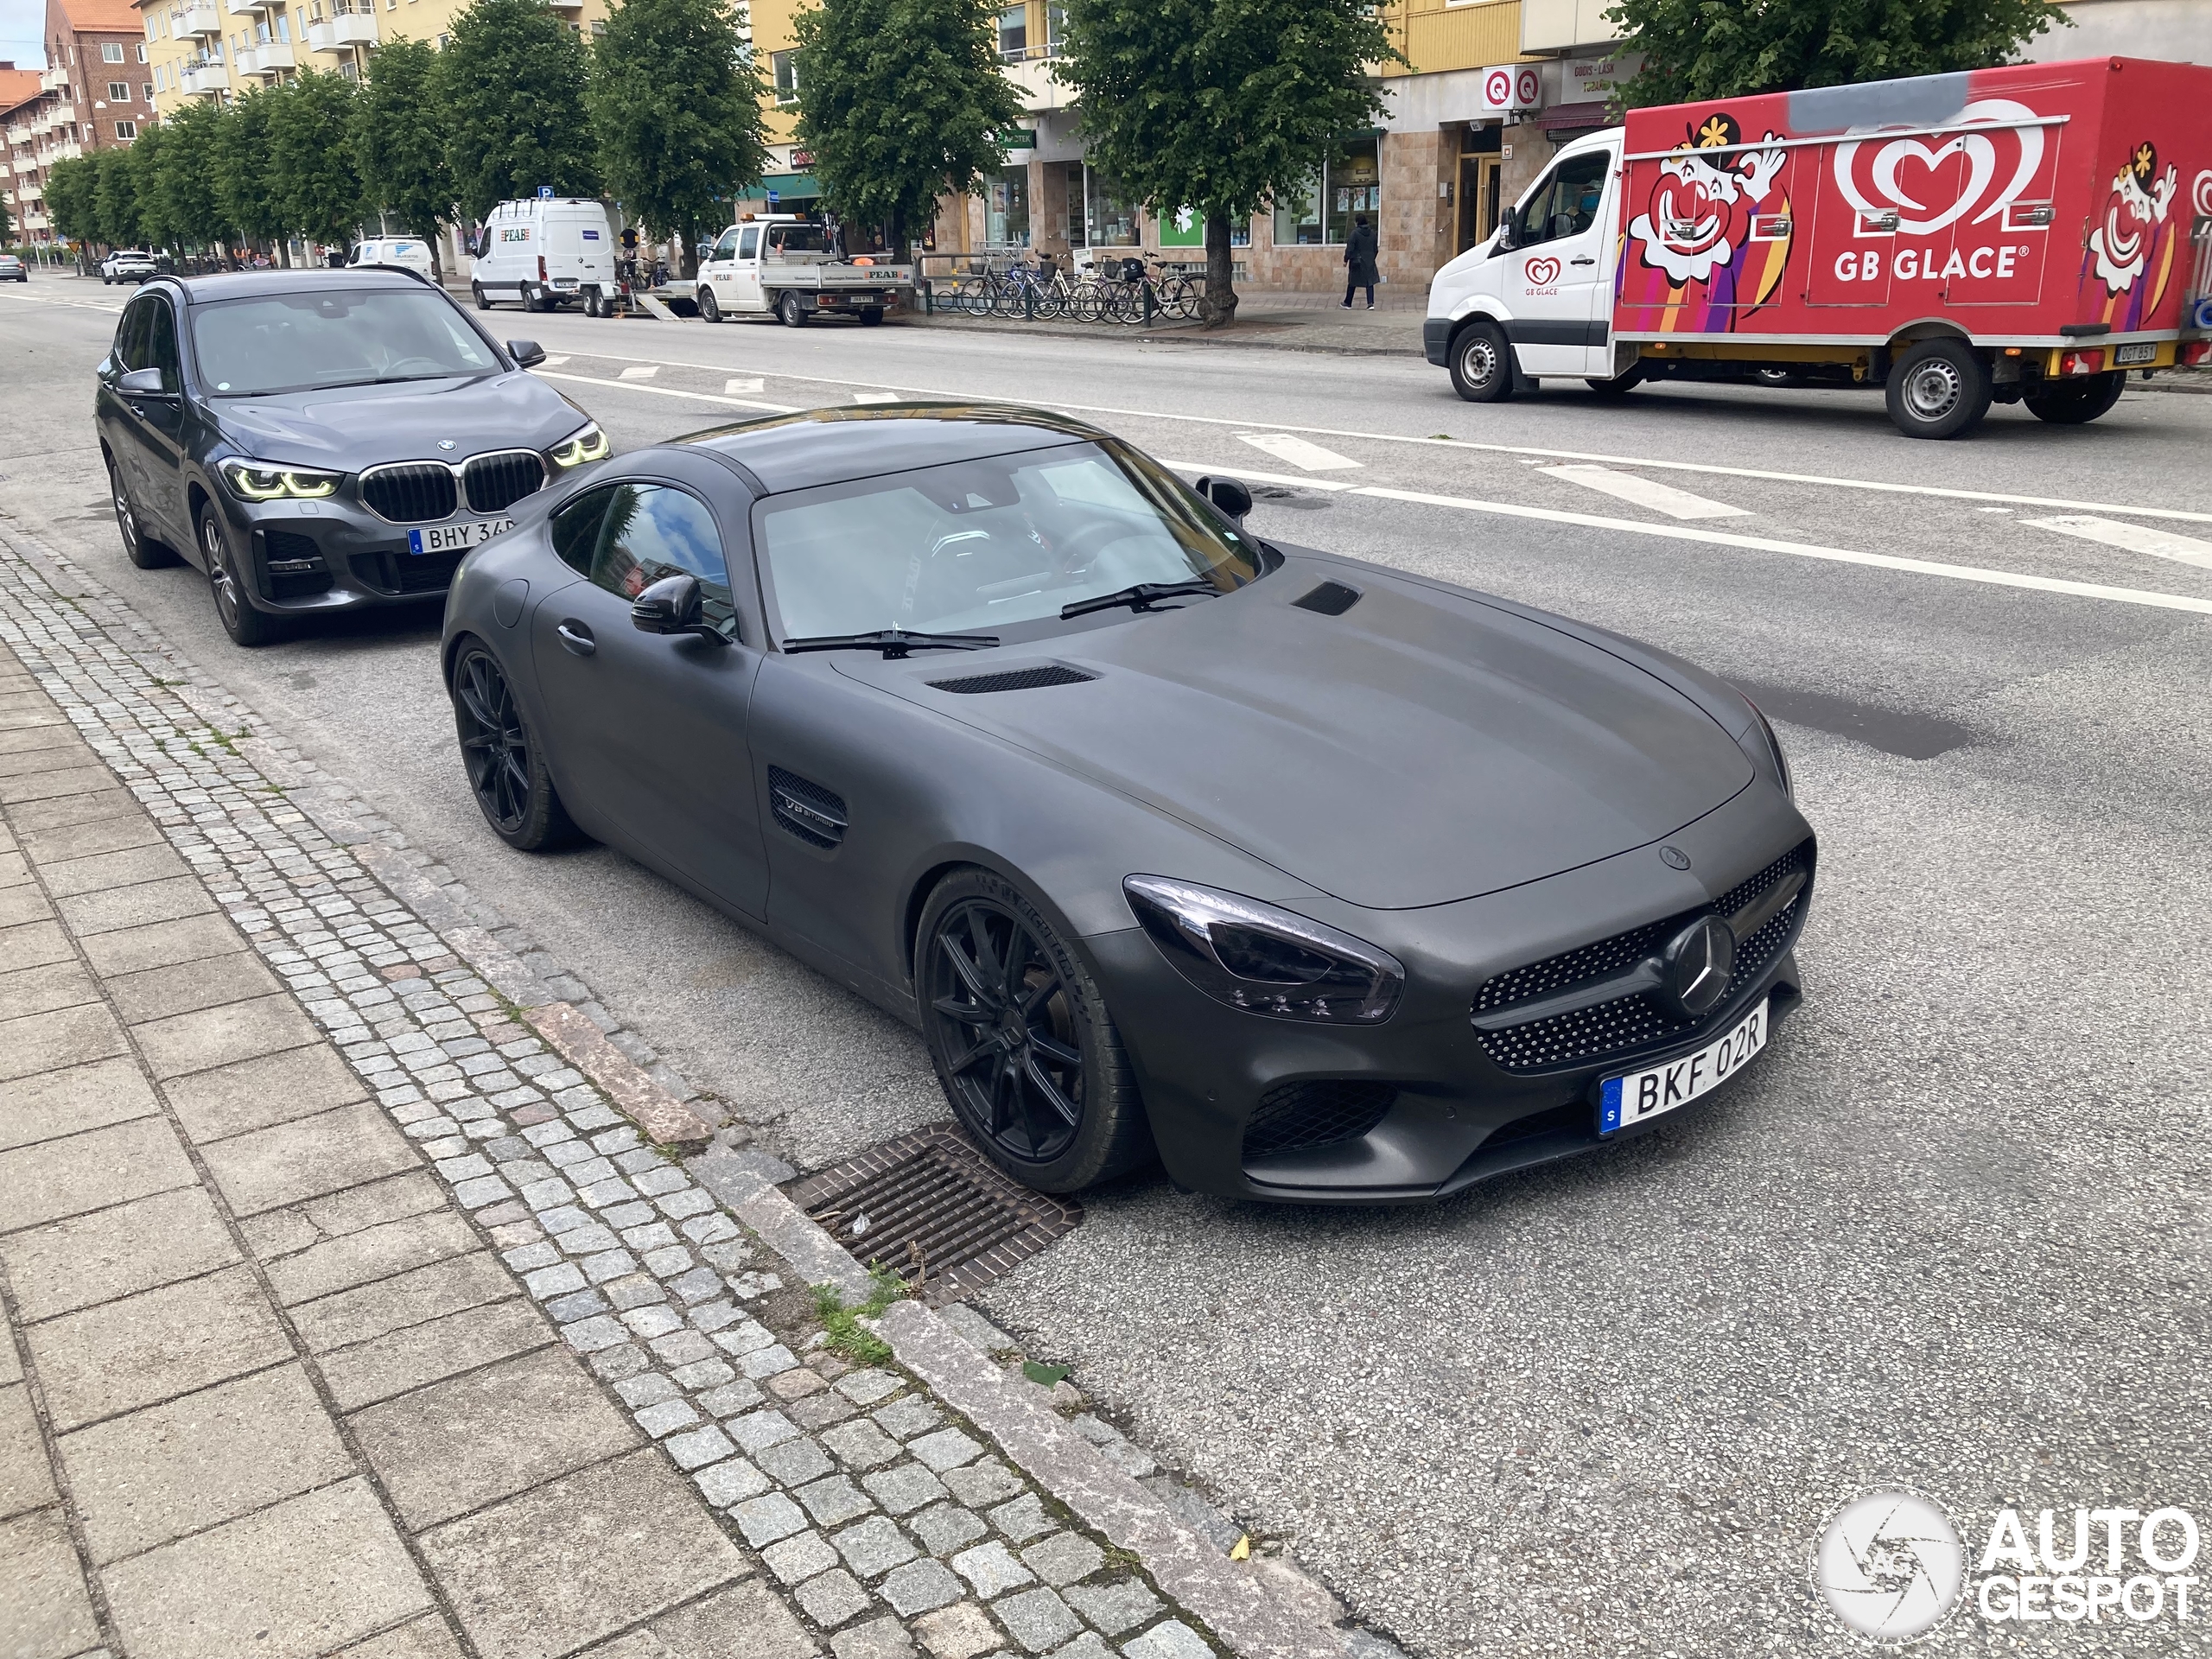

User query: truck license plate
[408,518,513,555]
[2115,342,2156,365]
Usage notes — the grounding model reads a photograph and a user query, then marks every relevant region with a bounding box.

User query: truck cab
[691,215,910,327]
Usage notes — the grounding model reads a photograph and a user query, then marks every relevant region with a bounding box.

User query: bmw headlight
[548,422,608,469]
[1122,876,1403,1024]
[1738,696,1791,800]
[220,461,340,501]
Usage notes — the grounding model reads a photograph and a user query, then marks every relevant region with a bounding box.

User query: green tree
[791,0,1021,257]
[149,98,226,253]
[127,121,174,250]
[92,145,143,249]
[1610,0,2071,107]
[590,0,766,280]
[355,36,457,277]
[437,0,600,221]
[214,86,287,258]
[268,69,365,253]
[1053,0,1395,325]
[44,155,99,251]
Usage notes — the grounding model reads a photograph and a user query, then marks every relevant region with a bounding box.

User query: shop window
[986,164,1029,248]
[1271,137,1382,245]
[1085,168,1138,247]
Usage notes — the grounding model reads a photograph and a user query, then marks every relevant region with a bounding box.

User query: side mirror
[631,574,728,644]
[507,340,546,368]
[118,366,172,397]
[1193,474,1252,524]
[1493,224,1516,253]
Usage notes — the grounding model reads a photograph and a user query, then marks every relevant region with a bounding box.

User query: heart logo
[1525,256,1562,287]
[1834,98,2044,238]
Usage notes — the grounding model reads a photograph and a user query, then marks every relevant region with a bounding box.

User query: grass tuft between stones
[810,1268,908,1364]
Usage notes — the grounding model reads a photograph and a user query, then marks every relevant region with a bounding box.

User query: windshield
[190,289,500,395]
[767,226,830,254]
[757,438,1264,642]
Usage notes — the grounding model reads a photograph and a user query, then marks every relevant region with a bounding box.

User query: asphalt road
[5,278,2209,1658]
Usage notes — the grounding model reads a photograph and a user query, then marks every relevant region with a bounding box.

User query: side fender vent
[769,766,848,849]
[1292,581,1362,616]
[928,664,1097,695]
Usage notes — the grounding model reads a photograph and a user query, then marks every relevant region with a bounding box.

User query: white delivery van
[469,198,620,313]
[347,237,435,278]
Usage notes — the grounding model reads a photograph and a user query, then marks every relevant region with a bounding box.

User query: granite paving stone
[594,1580,820,1659]
[763,1528,842,1585]
[798,1472,877,1527]
[874,1396,945,1442]
[908,1427,986,1474]
[729,1408,801,1454]
[1018,1534,1105,1589]
[943,1461,1026,1510]
[909,1503,990,1558]
[864,1461,951,1516]
[988,1588,1079,1655]
[1119,1621,1210,1659]
[1058,1581,1161,1639]
[0,1185,238,1321]
[950,1541,1034,1600]
[29,1264,291,1432]
[734,1491,810,1547]
[798,1567,874,1629]
[757,1434,836,1487]
[696,1457,773,1509]
[988,1494,1055,1545]
[823,1417,904,1471]
[664,1423,736,1470]
[912,1602,1004,1659]
[830,1617,916,1659]
[880,1558,966,1618]
[836,1513,921,1579]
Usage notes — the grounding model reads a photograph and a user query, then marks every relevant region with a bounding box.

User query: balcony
[226,0,270,15]
[180,60,229,93]
[47,138,81,161]
[307,10,378,49]
[40,66,69,91]
[177,0,225,34]
[17,182,41,202]
[1001,53,1070,113]
[1520,0,1623,52]
[4,123,32,145]
[236,41,296,73]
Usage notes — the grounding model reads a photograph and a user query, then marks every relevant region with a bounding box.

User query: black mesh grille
[261,528,331,599]
[928,665,1096,695]
[768,766,847,849]
[348,550,463,597]
[464,450,546,515]
[1242,1080,1396,1160]
[1473,842,1811,1075]
[1292,581,1362,616]
[361,464,457,524]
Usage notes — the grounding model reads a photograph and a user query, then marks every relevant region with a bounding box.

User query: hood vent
[1293,581,1362,616]
[929,664,1097,695]
[769,766,847,849]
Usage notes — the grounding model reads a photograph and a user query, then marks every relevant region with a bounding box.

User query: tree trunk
[425,232,443,285]
[891,206,908,265]
[678,219,698,282]
[1202,212,1237,329]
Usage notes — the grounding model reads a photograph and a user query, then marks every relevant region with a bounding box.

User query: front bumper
[1084,781,1814,1204]
[1423,316,1451,366]
[211,488,515,614]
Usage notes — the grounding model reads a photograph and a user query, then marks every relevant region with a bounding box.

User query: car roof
[679,403,1105,494]
[162,267,435,305]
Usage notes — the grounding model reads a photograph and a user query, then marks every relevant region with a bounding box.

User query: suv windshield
[190,289,500,396]
[758,438,1264,642]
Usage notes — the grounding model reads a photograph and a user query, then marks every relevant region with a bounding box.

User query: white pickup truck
[669,216,913,327]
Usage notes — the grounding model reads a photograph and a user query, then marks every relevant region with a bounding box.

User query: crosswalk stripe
[1235,433,1360,472]
[725,377,764,394]
[1539,465,1749,521]
[2023,515,2212,571]
[853,391,902,404]
[540,355,570,366]
[617,365,659,380]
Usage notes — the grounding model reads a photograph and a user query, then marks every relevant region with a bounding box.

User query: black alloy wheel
[111,459,174,569]
[918,869,1151,1192]
[198,505,281,645]
[450,641,578,850]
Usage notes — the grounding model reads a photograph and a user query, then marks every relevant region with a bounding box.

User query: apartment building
[2,0,150,245]
[2,63,42,240]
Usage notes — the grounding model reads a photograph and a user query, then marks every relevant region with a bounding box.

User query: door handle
[556,620,596,656]
[1570,257,1597,266]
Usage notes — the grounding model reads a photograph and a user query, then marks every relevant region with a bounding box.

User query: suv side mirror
[1193,474,1252,524]
[506,340,546,368]
[632,574,729,644]
[118,366,173,398]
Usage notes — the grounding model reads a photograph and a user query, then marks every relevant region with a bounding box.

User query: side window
[144,298,181,391]
[737,226,760,259]
[114,296,152,371]
[550,486,615,576]
[588,485,736,636]
[1512,152,1610,248]
[712,228,741,263]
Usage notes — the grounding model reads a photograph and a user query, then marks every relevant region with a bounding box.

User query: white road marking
[2024,515,2212,570]
[1159,461,2212,618]
[853,391,902,404]
[1236,432,1361,471]
[518,340,2212,526]
[1538,465,1749,521]
[725,377,764,394]
[617,365,659,380]
[535,370,796,414]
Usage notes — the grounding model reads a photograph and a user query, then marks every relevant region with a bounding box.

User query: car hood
[861,563,1755,911]
[212,372,586,471]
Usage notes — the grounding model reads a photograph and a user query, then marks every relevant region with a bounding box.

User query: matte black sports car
[441,404,1814,1202]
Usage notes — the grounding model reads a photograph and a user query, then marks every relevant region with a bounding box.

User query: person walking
[1342,214,1379,309]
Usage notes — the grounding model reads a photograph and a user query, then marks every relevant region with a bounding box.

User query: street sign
[766,190,780,207]
[537,186,553,200]
[1478,64,1542,116]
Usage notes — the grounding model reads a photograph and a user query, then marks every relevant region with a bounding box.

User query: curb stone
[0,509,1411,1659]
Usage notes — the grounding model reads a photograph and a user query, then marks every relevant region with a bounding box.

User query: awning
[760,174,820,196]
[1535,101,1612,133]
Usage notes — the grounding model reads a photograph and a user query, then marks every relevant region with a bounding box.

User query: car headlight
[219,461,341,501]
[1738,696,1791,800]
[1122,875,1403,1024]
[548,422,608,469]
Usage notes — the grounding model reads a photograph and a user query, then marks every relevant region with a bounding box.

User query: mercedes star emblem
[1661,916,1736,1019]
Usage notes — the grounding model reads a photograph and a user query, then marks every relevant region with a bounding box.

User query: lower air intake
[1243,1079,1396,1160]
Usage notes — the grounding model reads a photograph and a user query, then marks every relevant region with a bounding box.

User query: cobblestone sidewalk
[0,520,1392,1659]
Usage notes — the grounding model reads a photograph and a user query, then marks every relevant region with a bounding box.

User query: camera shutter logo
[1812,1488,1966,1643]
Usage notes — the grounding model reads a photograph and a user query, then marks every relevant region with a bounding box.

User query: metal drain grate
[786,1125,1083,1302]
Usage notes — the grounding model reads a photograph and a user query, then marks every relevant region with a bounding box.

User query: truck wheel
[779,292,808,328]
[2024,372,2126,425]
[1585,363,1646,398]
[1885,339,1991,439]
[582,288,601,318]
[859,308,884,327]
[698,287,721,323]
[472,282,491,310]
[1448,321,1513,404]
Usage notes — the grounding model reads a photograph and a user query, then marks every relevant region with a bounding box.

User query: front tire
[1586,363,1647,397]
[1449,321,1514,403]
[778,291,808,328]
[698,286,721,324]
[472,281,491,310]
[110,460,175,569]
[198,505,283,646]
[918,868,1152,1194]
[2024,372,2126,425]
[1885,338,1991,439]
[449,640,580,851]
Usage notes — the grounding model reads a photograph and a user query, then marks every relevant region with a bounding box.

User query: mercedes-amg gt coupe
[441,403,1814,1202]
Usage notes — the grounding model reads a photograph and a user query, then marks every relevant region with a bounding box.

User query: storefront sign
[1479,64,1542,116]
[1567,57,1620,102]
[1160,206,1205,248]
[997,126,1036,151]
[790,148,813,168]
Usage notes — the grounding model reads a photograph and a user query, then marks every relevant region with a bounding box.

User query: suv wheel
[110,459,175,569]
[1885,338,1992,439]
[198,505,284,647]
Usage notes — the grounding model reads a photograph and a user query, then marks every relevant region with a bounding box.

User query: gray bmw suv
[96,268,607,645]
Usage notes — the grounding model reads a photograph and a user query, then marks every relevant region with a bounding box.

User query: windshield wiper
[1060,579,1220,620]
[781,629,1001,659]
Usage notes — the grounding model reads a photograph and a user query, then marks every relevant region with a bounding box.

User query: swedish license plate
[1598,999,1767,1135]
[2115,342,2156,365]
[408,518,512,555]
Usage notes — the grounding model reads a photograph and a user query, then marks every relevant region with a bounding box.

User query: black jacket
[1344,223,1379,286]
